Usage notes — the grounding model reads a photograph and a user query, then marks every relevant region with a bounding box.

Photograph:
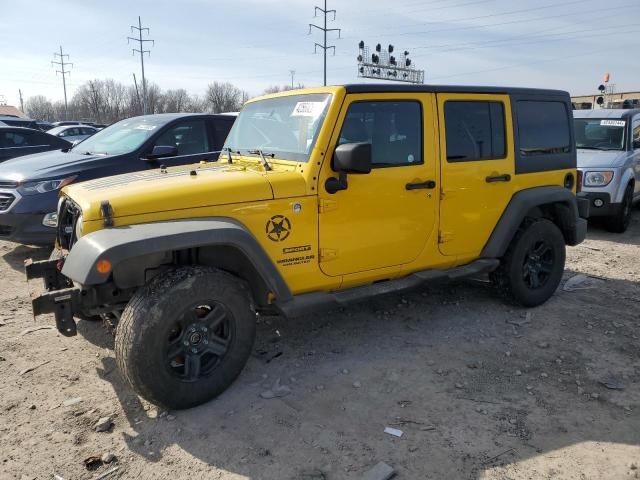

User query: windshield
[71,116,167,155]
[574,118,626,151]
[224,93,331,162]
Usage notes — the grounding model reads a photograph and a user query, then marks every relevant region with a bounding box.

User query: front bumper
[0,212,57,245]
[25,257,79,336]
[577,192,616,217]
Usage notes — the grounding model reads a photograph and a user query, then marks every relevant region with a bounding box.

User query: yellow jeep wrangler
[27,85,588,409]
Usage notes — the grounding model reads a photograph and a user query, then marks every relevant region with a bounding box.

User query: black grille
[0,181,19,189]
[0,192,16,211]
[57,198,81,250]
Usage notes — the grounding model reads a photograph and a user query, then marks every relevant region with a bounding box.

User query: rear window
[517,101,571,155]
[444,101,506,162]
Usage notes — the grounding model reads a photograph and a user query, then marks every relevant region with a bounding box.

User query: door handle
[485,174,511,183]
[406,180,436,190]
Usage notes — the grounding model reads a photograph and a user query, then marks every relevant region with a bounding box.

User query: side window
[337,101,422,167]
[444,101,506,162]
[155,120,210,155]
[212,119,234,147]
[633,119,640,149]
[516,101,571,155]
[60,128,75,137]
[3,131,32,147]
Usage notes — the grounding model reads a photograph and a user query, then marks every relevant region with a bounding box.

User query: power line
[309,0,341,86]
[289,70,296,89]
[127,16,154,115]
[51,46,73,120]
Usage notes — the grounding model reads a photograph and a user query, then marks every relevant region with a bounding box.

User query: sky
[1,0,639,108]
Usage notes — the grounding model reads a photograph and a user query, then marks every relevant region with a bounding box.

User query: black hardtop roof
[343,83,569,97]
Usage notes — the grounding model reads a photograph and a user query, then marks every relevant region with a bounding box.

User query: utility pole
[127,16,154,115]
[18,89,24,113]
[51,46,73,120]
[309,1,341,86]
[289,70,296,89]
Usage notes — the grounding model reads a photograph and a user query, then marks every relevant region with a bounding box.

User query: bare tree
[162,88,190,113]
[205,82,247,113]
[262,83,305,95]
[25,95,55,121]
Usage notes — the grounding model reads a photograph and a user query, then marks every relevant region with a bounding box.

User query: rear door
[437,94,515,256]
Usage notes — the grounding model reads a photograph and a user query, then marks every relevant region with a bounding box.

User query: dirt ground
[1,214,639,480]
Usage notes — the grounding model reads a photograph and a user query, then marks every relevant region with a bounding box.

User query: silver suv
[573,109,640,232]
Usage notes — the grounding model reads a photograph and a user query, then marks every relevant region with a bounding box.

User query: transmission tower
[309,1,341,86]
[51,46,73,120]
[127,16,154,115]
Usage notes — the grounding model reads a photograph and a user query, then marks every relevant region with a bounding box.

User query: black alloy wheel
[166,302,233,382]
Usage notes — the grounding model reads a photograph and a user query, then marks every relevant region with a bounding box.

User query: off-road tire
[605,183,634,233]
[115,266,256,409]
[491,218,566,307]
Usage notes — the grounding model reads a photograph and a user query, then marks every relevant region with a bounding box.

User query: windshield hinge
[318,199,337,213]
[100,200,113,227]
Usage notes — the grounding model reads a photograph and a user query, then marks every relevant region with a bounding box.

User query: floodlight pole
[309,0,341,86]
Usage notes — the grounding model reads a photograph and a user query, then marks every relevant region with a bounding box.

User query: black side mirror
[333,142,372,174]
[325,143,372,194]
[145,145,178,161]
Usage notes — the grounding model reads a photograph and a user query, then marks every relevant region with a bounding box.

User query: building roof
[0,105,26,118]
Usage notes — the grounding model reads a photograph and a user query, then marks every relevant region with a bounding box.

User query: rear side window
[516,101,570,155]
[444,101,506,162]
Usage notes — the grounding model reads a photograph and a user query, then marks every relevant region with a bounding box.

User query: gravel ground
[1,214,639,480]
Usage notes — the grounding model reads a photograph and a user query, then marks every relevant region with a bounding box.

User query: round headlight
[75,214,83,239]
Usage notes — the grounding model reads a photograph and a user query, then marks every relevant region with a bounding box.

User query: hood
[0,149,116,182]
[576,149,629,169]
[64,161,306,222]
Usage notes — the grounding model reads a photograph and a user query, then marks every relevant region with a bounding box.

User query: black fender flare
[481,186,586,258]
[61,217,292,302]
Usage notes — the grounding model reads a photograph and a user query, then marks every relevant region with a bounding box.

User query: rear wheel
[605,184,634,233]
[115,266,256,409]
[491,218,566,307]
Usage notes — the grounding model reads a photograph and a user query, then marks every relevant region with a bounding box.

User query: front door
[437,94,515,256]
[318,94,438,277]
[145,119,219,167]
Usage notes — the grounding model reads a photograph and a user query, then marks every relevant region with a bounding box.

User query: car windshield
[224,93,332,162]
[574,118,626,151]
[71,116,167,155]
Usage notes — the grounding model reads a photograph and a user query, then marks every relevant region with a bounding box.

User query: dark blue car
[0,113,236,245]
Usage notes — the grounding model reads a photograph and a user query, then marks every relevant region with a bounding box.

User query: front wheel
[605,184,633,233]
[491,218,566,307]
[115,266,256,409]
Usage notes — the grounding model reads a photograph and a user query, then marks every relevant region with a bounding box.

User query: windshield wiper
[247,149,273,171]
[223,147,234,164]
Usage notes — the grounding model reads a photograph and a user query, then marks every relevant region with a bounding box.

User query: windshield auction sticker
[600,120,625,127]
[291,101,326,117]
[135,124,158,131]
